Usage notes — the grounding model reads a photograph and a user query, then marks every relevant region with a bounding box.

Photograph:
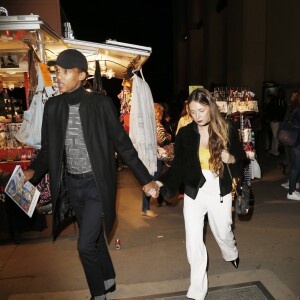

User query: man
[23,49,159,300]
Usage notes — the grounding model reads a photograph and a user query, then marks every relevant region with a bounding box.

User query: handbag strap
[226,163,233,180]
[227,163,241,197]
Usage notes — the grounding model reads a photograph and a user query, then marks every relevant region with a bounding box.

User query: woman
[141,103,172,217]
[176,100,193,135]
[157,88,246,300]
[286,91,300,200]
[281,90,300,186]
[154,103,174,207]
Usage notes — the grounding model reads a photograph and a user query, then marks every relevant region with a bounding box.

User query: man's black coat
[30,87,152,239]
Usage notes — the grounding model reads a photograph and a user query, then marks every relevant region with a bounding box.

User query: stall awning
[61,39,152,79]
[0,14,152,88]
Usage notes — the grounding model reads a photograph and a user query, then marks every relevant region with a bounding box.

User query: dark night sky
[60,1,174,104]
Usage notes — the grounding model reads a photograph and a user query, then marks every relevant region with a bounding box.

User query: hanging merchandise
[15,62,56,149]
[214,88,258,115]
[129,69,157,176]
[250,157,261,179]
[214,87,259,161]
[26,45,40,108]
[15,59,56,214]
[118,79,132,133]
[92,60,106,95]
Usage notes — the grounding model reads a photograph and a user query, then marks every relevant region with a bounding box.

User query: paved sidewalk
[7,269,296,299]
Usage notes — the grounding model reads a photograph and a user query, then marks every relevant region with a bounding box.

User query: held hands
[221,150,236,164]
[143,180,160,198]
[155,180,163,187]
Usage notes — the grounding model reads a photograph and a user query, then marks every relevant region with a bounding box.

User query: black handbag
[234,180,250,215]
[227,164,250,215]
[277,119,300,147]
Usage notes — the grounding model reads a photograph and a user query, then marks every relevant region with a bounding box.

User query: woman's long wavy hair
[188,88,229,176]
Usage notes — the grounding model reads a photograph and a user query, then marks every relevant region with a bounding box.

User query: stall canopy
[0,14,152,88]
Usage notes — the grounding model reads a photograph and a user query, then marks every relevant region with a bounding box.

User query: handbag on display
[250,157,261,179]
[15,63,55,149]
[15,90,45,149]
[276,118,300,147]
[227,164,250,215]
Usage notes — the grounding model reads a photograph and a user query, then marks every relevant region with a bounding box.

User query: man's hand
[143,181,160,198]
[23,169,35,184]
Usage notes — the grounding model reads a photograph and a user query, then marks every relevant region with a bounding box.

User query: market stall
[0,13,152,165]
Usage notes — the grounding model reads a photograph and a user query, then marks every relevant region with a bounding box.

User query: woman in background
[176,100,193,135]
[285,91,300,201]
[281,90,300,188]
[141,103,172,217]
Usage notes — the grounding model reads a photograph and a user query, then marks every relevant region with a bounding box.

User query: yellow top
[199,147,210,170]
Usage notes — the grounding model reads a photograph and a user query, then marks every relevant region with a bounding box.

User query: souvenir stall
[0,13,152,241]
[214,87,261,194]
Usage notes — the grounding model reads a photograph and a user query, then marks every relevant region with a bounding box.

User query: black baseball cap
[47,49,88,72]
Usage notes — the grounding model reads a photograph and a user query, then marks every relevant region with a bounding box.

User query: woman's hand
[155,180,163,187]
[143,181,160,198]
[221,150,236,164]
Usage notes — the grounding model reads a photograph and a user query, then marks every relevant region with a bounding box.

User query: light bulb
[106,69,115,79]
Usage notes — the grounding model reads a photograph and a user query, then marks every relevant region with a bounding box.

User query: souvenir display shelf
[0,122,37,242]
[0,121,33,196]
[214,87,259,186]
[0,122,33,166]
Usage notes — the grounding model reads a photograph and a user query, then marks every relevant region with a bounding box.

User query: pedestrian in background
[281,90,300,188]
[141,102,172,217]
[175,100,193,135]
[161,102,176,143]
[284,91,300,201]
[156,88,246,300]
[265,89,287,156]
[22,49,160,300]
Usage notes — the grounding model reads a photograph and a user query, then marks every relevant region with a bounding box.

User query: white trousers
[184,170,238,300]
